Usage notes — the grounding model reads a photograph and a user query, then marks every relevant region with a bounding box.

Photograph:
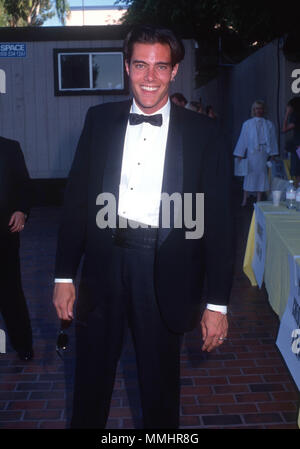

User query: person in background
[0,136,33,360]
[206,105,217,119]
[233,100,278,206]
[170,92,187,107]
[170,95,205,115]
[282,97,300,185]
[186,100,202,113]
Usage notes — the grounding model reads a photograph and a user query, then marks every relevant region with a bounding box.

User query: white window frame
[53,48,128,96]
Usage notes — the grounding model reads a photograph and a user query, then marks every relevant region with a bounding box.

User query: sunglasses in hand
[56,320,71,359]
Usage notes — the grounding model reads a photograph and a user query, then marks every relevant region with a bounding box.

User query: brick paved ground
[0,182,299,430]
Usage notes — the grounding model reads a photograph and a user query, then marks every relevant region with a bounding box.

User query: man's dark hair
[123,25,185,67]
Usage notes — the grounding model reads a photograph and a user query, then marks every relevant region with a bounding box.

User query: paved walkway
[0,189,299,429]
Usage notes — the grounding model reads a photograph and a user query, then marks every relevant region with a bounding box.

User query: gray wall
[0,39,195,179]
[196,38,300,154]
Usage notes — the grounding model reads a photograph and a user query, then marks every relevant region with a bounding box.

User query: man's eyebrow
[131,59,146,64]
[155,61,172,66]
[132,59,171,65]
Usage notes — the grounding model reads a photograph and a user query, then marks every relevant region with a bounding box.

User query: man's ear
[171,63,179,81]
[125,59,130,76]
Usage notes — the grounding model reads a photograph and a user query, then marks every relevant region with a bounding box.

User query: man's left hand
[8,211,26,233]
[200,309,228,352]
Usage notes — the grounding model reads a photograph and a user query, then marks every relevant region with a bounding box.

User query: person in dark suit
[53,25,234,429]
[0,136,33,360]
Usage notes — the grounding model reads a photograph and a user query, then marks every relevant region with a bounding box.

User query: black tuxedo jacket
[0,136,31,233]
[55,100,235,333]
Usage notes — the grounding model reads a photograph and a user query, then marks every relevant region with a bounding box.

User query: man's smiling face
[125,42,179,114]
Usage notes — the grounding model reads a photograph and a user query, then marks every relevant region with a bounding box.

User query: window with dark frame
[53,48,128,96]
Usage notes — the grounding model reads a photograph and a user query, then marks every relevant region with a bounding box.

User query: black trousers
[0,230,32,353]
[71,242,182,429]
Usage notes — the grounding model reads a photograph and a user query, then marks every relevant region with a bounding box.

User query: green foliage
[55,0,69,25]
[0,0,9,26]
[0,0,70,26]
[116,0,298,46]
[117,0,218,32]
[116,0,298,86]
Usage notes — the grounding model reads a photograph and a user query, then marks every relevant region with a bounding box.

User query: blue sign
[0,43,26,57]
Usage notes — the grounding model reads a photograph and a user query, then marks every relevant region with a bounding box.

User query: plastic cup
[272,190,281,206]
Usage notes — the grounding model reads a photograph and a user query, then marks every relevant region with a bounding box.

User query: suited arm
[13,141,32,215]
[8,141,32,233]
[203,126,235,305]
[54,108,92,280]
[200,125,235,350]
[53,109,93,320]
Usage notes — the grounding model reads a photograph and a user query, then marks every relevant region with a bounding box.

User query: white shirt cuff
[54,278,73,283]
[206,303,227,314]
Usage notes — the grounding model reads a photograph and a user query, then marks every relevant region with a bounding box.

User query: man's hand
[53,283,76,321]
[200,309,228,352]
[9,211,26,233]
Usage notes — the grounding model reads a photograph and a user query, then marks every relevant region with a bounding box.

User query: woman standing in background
[234,100,278,206]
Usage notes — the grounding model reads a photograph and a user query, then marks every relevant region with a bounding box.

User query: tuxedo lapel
[157,103,183,248]
[102,101,132,202]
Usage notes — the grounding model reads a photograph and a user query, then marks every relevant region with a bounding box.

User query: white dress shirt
[55,98,227,314]
[118,99,169,227]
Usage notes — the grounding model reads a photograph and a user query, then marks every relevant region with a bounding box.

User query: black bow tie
[129,113,163,127]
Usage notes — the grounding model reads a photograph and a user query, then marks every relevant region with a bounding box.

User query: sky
[43,0,124,27]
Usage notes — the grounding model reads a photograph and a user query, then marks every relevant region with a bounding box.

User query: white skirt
[243,147,269,192]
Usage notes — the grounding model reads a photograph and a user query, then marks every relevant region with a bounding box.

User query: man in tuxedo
[53,25,234,429]
[0,136,33,360]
